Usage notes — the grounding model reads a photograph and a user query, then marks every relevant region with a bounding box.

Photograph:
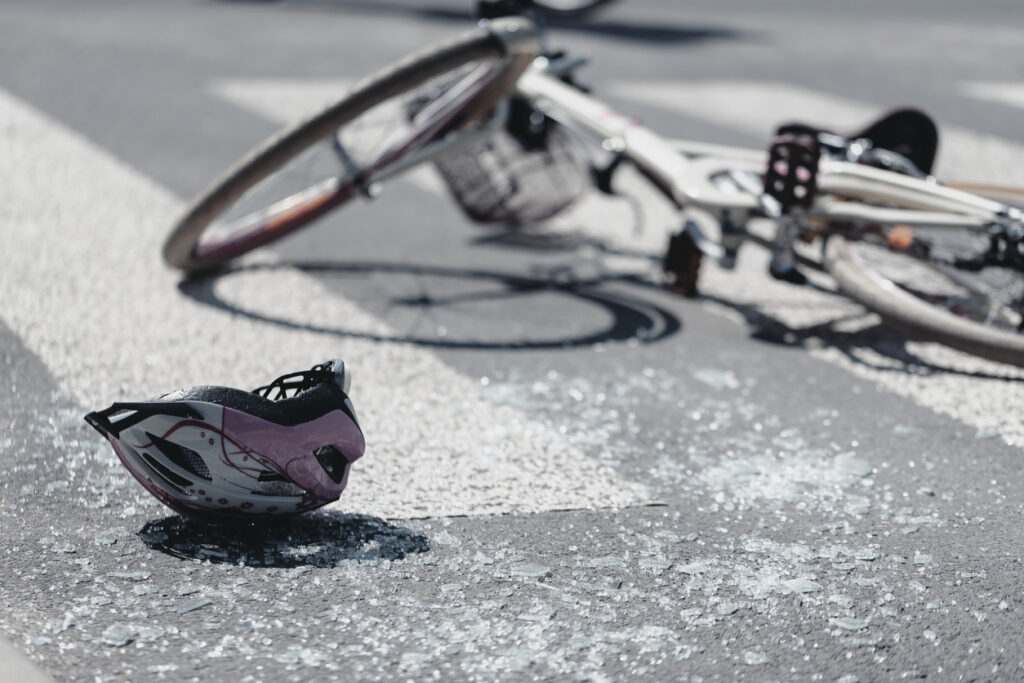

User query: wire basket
[433,105,588,225]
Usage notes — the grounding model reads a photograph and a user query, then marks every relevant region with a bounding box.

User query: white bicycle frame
[513,59,1023,235]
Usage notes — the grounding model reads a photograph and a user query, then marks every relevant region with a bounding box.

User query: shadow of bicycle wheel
[177,259,682,350]
[211,0,752,47]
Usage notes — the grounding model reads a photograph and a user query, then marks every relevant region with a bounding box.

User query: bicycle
[163,0,1024,367]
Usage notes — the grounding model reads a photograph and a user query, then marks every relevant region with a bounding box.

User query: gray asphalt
[2,0,1024,681]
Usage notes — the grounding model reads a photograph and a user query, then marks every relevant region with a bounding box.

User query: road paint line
[612,80,1024,186]
[0,86,651,518]
[961,81,1024,111]
[214,78,355,126]
[211,78,447,194]
[0,636,53,683]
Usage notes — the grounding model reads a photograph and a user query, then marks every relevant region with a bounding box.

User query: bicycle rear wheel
[824,206,1024,366]
[163,18,538,273]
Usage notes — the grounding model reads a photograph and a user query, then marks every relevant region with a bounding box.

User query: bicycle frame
[508,55,1024,361]
[513,60,1023,239]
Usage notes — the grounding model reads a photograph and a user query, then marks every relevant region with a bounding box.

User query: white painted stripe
[612,80,1024,186]
[214,78,354,126]
[962,81,1024,111]
[211,79,448,194]
[0,636,52,683]
[0,87,651,518]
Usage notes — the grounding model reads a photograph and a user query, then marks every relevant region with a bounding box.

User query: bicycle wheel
[532,0,617,19]
[824,202,1024,366]
[163,17,538,272]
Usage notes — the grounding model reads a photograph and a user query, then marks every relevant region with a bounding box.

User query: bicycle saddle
[776,107,938,176]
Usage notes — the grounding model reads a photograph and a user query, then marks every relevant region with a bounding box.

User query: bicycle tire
[824,228,1024,367]
[163,17,538,272]
[532,0,617,19]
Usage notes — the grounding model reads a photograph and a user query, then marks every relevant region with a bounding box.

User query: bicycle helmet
[85,360,365,520]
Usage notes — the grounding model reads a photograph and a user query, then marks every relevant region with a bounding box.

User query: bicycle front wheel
[163,18,538,273]
[824,206,1024,367]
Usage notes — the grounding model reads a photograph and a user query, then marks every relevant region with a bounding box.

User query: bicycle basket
[433,99,588,224]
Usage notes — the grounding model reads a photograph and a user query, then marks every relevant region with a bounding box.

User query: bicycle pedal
[765,133,820,210]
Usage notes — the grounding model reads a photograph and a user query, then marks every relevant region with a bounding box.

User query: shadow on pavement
[175,223,1015,377]
[479,228,1024,380]
[177,259,682,350]
[703,293,1024,382]
[138,511,430,567]
[213,0,749,46]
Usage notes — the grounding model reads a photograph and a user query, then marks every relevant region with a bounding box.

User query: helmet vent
[314,445,349,484]
[140,452,193,493]
[252,361,334,401]
[147,432,211,480]
[255,470,307,497]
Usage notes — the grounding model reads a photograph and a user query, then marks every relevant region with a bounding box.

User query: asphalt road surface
[2,0,1024,680]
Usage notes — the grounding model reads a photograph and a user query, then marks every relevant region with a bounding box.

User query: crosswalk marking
[214,78,354,126]
[612,80,1024,186]
[962,81,1024,111]
[0,87,651,519]
[214,77,1024,189]
[211,78,450,194]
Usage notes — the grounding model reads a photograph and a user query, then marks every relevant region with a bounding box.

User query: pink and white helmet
[85,360,365,520]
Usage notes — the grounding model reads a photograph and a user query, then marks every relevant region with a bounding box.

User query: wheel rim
[190,60,506,266]
[846,227,1024,334]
